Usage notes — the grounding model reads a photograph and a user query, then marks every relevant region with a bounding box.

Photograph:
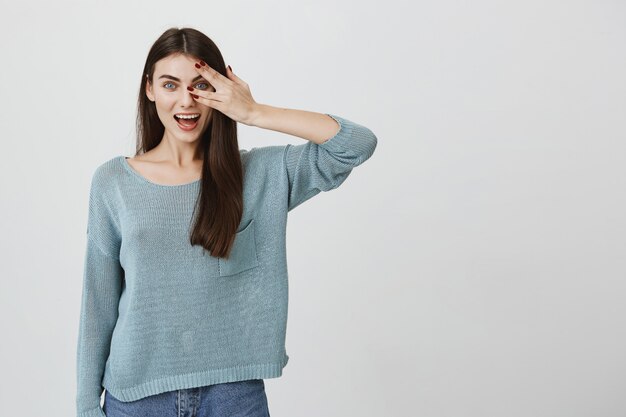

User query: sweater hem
[102,355,289,402]
[77,405,106,417]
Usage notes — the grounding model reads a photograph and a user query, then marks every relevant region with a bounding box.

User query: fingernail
[195,63,201,68]
[200,60,206,66]
[187,86,194,91]
[192,94,199,99]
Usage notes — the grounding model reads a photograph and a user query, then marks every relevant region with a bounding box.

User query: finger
[194,61,231,90]
[227,65,247,86]
[190,90,223,110]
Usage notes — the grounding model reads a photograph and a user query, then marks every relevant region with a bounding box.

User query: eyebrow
[158,74,205,83]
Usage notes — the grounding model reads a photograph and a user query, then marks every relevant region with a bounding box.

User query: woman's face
[145,54,215,143]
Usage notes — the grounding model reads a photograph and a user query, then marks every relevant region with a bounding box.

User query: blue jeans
[103,379,270,417]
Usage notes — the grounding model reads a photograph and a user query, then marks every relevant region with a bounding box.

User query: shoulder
[89,156,124,201]
[239,145,289,170]
[92,156,123,181]
[238,146,291,192]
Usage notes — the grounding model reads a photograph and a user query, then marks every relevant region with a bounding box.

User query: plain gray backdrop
[1,1,625,416]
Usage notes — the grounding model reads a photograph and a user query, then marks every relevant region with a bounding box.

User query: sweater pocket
[218,218,260,277]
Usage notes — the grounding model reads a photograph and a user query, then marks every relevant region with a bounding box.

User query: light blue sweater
[76,113,377,417]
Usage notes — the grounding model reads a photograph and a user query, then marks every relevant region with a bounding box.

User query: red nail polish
[192,94,199,99]
[187,86,194,91]
[195,63,201,68]
[200,60,206,66]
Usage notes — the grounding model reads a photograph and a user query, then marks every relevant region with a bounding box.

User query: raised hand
[189,60,259,126]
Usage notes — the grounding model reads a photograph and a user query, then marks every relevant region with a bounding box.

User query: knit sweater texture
[75,113,377,417]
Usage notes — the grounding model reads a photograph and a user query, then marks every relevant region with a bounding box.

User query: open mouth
[173,114,200,130]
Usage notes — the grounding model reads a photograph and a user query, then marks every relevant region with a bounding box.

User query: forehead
[154,54,200,80]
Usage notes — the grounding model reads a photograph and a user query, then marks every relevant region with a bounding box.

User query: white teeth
[175,114,200,119]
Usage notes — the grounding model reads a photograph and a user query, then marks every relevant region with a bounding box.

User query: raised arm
[279,112,378,211]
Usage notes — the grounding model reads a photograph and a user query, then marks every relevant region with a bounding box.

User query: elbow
[365,129,378,159]
[353,126,378,165]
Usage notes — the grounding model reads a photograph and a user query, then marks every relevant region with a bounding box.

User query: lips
[174,113,200,120]
[173,114,200,130]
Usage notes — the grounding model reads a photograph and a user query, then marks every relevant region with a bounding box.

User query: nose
[180,89,195,107]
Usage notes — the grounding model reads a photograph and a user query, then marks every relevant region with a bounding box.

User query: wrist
[248,102,269,127]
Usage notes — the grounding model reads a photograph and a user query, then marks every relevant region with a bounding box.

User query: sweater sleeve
[283,113,378,211]
[76,169,124,417]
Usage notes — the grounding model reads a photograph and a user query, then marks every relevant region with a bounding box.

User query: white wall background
[1,1,625,416]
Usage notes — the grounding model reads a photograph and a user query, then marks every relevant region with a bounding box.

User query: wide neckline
[119,156,201,187]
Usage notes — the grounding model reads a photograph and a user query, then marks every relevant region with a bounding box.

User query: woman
[76,27,377,417]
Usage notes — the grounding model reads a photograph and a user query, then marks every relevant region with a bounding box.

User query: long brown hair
[136,27,243,259]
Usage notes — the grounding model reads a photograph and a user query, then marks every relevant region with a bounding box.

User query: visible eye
[163,82,175,89]
[195,82,210,90]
